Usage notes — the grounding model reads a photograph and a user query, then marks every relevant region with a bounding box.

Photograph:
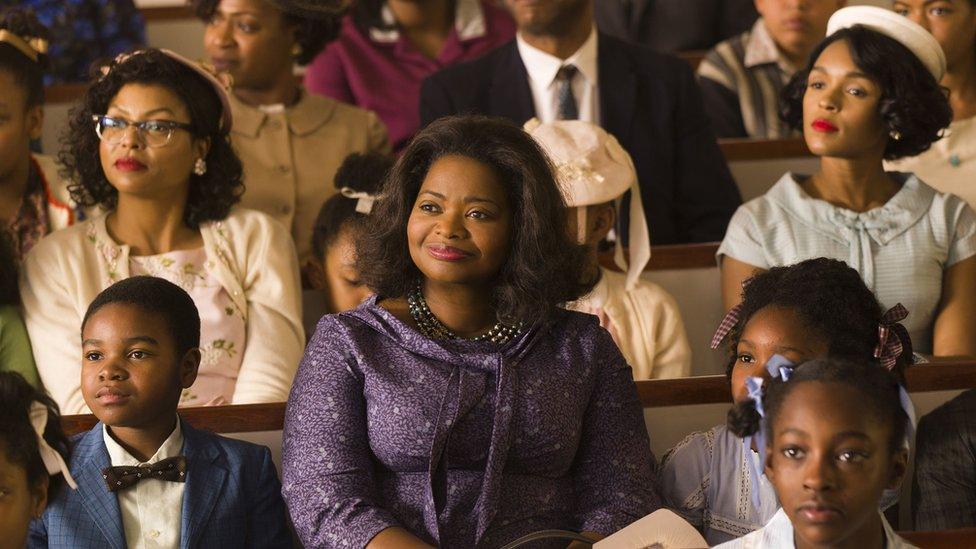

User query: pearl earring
[193,158,207,176]
[889,130,902,141]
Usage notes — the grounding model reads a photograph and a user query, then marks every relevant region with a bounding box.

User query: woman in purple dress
[282,115,660,548]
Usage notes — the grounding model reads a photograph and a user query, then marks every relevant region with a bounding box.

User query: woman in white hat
[525,119,692,380]
[888,0,976,208]
[719,6,976,359]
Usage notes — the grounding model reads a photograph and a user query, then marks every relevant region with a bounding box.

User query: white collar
[370,0,487,43]
[103,417,184,467]
[766,171,934,246]
[752,508,916,548]
[516,26,599,90]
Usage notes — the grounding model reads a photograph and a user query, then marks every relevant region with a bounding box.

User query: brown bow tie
[102,456,187,492]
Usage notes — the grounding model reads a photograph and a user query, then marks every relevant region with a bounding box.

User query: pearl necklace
[407,286,521,344]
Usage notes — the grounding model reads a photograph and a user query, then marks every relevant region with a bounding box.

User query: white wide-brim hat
[827,6,946,81]
[525,119,650,291]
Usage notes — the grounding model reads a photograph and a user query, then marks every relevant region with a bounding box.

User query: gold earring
[291,43,302,57]
[889,130,902,141]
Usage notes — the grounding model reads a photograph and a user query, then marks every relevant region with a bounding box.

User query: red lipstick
[426,244,473,262]
[114,158,147,172]
[812,119,838,133]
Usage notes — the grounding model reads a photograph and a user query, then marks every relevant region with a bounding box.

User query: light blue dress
[660,425,778,545]
[719,172,976,353]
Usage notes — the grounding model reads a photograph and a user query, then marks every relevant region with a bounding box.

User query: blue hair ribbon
[742,354,795,511]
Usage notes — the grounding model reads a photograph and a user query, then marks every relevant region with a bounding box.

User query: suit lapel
[75,425,126,549]
[598,34,637,147]
[488,42,536,124]
[179,422,227,549]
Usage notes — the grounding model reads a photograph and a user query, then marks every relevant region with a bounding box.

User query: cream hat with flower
[525,118,650,292]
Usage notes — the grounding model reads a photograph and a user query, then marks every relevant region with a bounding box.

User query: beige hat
[101,49,234,132]
[525,119,650,291]
[827,6,946,81]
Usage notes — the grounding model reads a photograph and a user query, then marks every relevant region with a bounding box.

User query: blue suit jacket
[29,419,292,548]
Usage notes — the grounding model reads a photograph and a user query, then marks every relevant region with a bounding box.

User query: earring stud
[889,130,902,141]
[193,158,207,176]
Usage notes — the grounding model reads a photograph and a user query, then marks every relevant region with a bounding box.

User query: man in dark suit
[420,0,741,245]
[594,0,758,52]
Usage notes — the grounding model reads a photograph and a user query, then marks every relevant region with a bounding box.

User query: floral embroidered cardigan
[19,208,304,414]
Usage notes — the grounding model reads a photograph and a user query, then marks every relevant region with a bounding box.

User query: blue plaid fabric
[6,0,146,84]
[29,419,292,548]
[913,389,976,530]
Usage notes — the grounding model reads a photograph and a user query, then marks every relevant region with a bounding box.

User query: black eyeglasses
[92,115,194,148]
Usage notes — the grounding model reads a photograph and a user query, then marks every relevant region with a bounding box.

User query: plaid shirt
[912,388,976,530]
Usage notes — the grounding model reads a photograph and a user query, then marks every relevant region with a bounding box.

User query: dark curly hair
[0,371,71,501]
[192,0,341,64]
[0,7,49,107]
[761,358,909,454]
[723,258,913,438]
[59,49,243,229]
[356,115,592,323]
[82,276,201,359]
[312,151,393,259]
[781,26,951,161]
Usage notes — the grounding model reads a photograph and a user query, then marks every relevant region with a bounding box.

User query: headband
[99,49,234,132]
[0,29,48,63]
[339,187,381,214]
[29,402,77,490]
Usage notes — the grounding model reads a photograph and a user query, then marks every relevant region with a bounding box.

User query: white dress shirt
[103,419,185,549]
[516,27,600,123]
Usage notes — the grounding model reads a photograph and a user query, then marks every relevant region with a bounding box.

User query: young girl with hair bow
[660,257,914,545]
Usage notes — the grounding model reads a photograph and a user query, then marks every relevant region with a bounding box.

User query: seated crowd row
[0,1,976,547]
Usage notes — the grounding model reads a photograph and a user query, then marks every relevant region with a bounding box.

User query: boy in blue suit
[29,276,291,548]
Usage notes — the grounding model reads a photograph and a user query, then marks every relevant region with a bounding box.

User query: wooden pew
[598,243,724,375]
[58,362,976,540]
[900,528,976,547]
[60,361,976,437]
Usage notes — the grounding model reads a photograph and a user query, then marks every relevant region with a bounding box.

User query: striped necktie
[556,64,579,120]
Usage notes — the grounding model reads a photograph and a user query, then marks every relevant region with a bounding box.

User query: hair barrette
[0,30,48,63]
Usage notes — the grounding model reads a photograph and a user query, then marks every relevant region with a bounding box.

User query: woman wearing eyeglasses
[18,48,304,414]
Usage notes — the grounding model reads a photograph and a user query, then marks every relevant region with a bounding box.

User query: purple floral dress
[282,296,659,548]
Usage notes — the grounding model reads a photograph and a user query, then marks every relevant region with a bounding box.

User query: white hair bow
[29,402,77,490]
[340,187,382,214]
